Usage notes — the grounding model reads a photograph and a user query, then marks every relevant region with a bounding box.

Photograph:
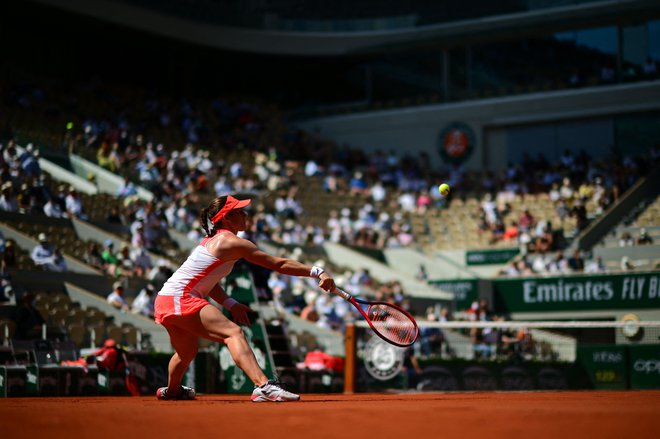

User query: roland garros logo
[438,122,475,164]
[364,336,404,381]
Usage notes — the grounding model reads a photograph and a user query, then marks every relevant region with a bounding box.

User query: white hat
[38,233,47,242]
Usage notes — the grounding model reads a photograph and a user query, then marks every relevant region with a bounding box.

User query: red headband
[211,195,251,224]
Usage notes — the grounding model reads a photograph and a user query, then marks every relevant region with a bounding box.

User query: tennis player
[154,194,335,402]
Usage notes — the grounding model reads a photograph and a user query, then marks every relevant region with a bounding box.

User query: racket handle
[333,287,352,301]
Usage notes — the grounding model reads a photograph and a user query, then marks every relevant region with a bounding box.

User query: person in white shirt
[31,233,57,270]
[65,187,88,220]
[107,282,129,312]
[0,182,18,212]
[43,198,64,218]
[131,283,155,317]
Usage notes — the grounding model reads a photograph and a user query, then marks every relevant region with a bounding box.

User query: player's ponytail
[199,196,229,237]
[199,206,214,237]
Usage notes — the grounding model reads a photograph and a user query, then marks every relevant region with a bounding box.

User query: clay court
[2,390,659,439]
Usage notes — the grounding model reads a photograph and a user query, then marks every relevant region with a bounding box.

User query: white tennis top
[158,233,235,298]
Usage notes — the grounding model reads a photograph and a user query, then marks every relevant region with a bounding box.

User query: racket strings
[367,304,418,345]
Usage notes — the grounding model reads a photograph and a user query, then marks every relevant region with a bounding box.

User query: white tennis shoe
[251,380,300,402]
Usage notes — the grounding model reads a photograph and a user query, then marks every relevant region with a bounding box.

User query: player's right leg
[157,324,198,400]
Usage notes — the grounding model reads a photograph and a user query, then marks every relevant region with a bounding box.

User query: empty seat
[67,324,87,349]
[106,325,123,344]
[88,324,106,347]
[85,311,106,326]
[48,309,69,327]
[122,326,138,348]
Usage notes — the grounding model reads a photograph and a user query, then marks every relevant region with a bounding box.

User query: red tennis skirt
[154,294,209,324]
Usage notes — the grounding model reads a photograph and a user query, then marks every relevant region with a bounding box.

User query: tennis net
[381,319,660,362]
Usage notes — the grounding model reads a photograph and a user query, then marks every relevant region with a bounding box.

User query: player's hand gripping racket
[333,287,419,347]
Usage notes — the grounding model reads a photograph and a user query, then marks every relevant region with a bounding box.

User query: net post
[344,322,356,394]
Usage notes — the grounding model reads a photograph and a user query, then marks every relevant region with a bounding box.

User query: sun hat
[210,195,251,223]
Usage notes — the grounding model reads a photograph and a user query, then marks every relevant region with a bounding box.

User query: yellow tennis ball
[439,183,450,196]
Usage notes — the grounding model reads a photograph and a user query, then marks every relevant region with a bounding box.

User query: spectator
[0,274,16,305]
[349,171,369,196]
[93,338,126,370]
[19,144,41,177]
[518,208,535,233]
[117,176,138,198]
[403,346,423,389]
[101,239,120,276]
[117,244,138,278]
[585,256,606,273]
[131,283,156,318]
[64,187,88,220]
[568,250,585,272]
[149,259,172,291]
[50,248,68,272]
[636,228,653,245]
[621,256,635,271]
[571,199,588,232]
[107,281,129,312]
[130,245,153,277]
[31,233,59,271]
[419,309,444,357]
[43,197,65,218]
[0,182,18,212]
[1,239,17,273]
[84,241,105,271]
[619,232,634,247]
[547,251,570,274]
[97,142,120,172]
[15,292,46,339]
[503,220,519,241]
[300,291,320,323]
[559,177,574,201]
[415,264,428,281]
[106,206,123,224]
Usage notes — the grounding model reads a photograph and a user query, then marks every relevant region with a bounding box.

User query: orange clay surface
[2,391,660,439]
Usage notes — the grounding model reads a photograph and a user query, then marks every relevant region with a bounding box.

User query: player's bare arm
[207,232,335,291]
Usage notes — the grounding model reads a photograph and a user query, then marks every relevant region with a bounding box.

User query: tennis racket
[334,287,419,347]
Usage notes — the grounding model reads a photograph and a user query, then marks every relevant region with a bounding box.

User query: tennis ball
[439,183,450,196]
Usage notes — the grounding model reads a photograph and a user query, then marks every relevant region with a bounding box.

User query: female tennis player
[154,194,335,402]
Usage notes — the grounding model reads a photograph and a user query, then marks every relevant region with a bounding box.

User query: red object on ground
[303,350,345,372]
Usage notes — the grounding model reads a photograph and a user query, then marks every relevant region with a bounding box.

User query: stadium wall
[295,81,660,171]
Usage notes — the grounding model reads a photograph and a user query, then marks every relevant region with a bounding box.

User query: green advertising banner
[429,279,479,311]
[0,366,27,397]
[576,345,628,390]
[494,272,660,313]
[0,366,5,397]
[628,345,660,389]
[466,248,519,266]
[225,266,259,305]
[26,365,38,396]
